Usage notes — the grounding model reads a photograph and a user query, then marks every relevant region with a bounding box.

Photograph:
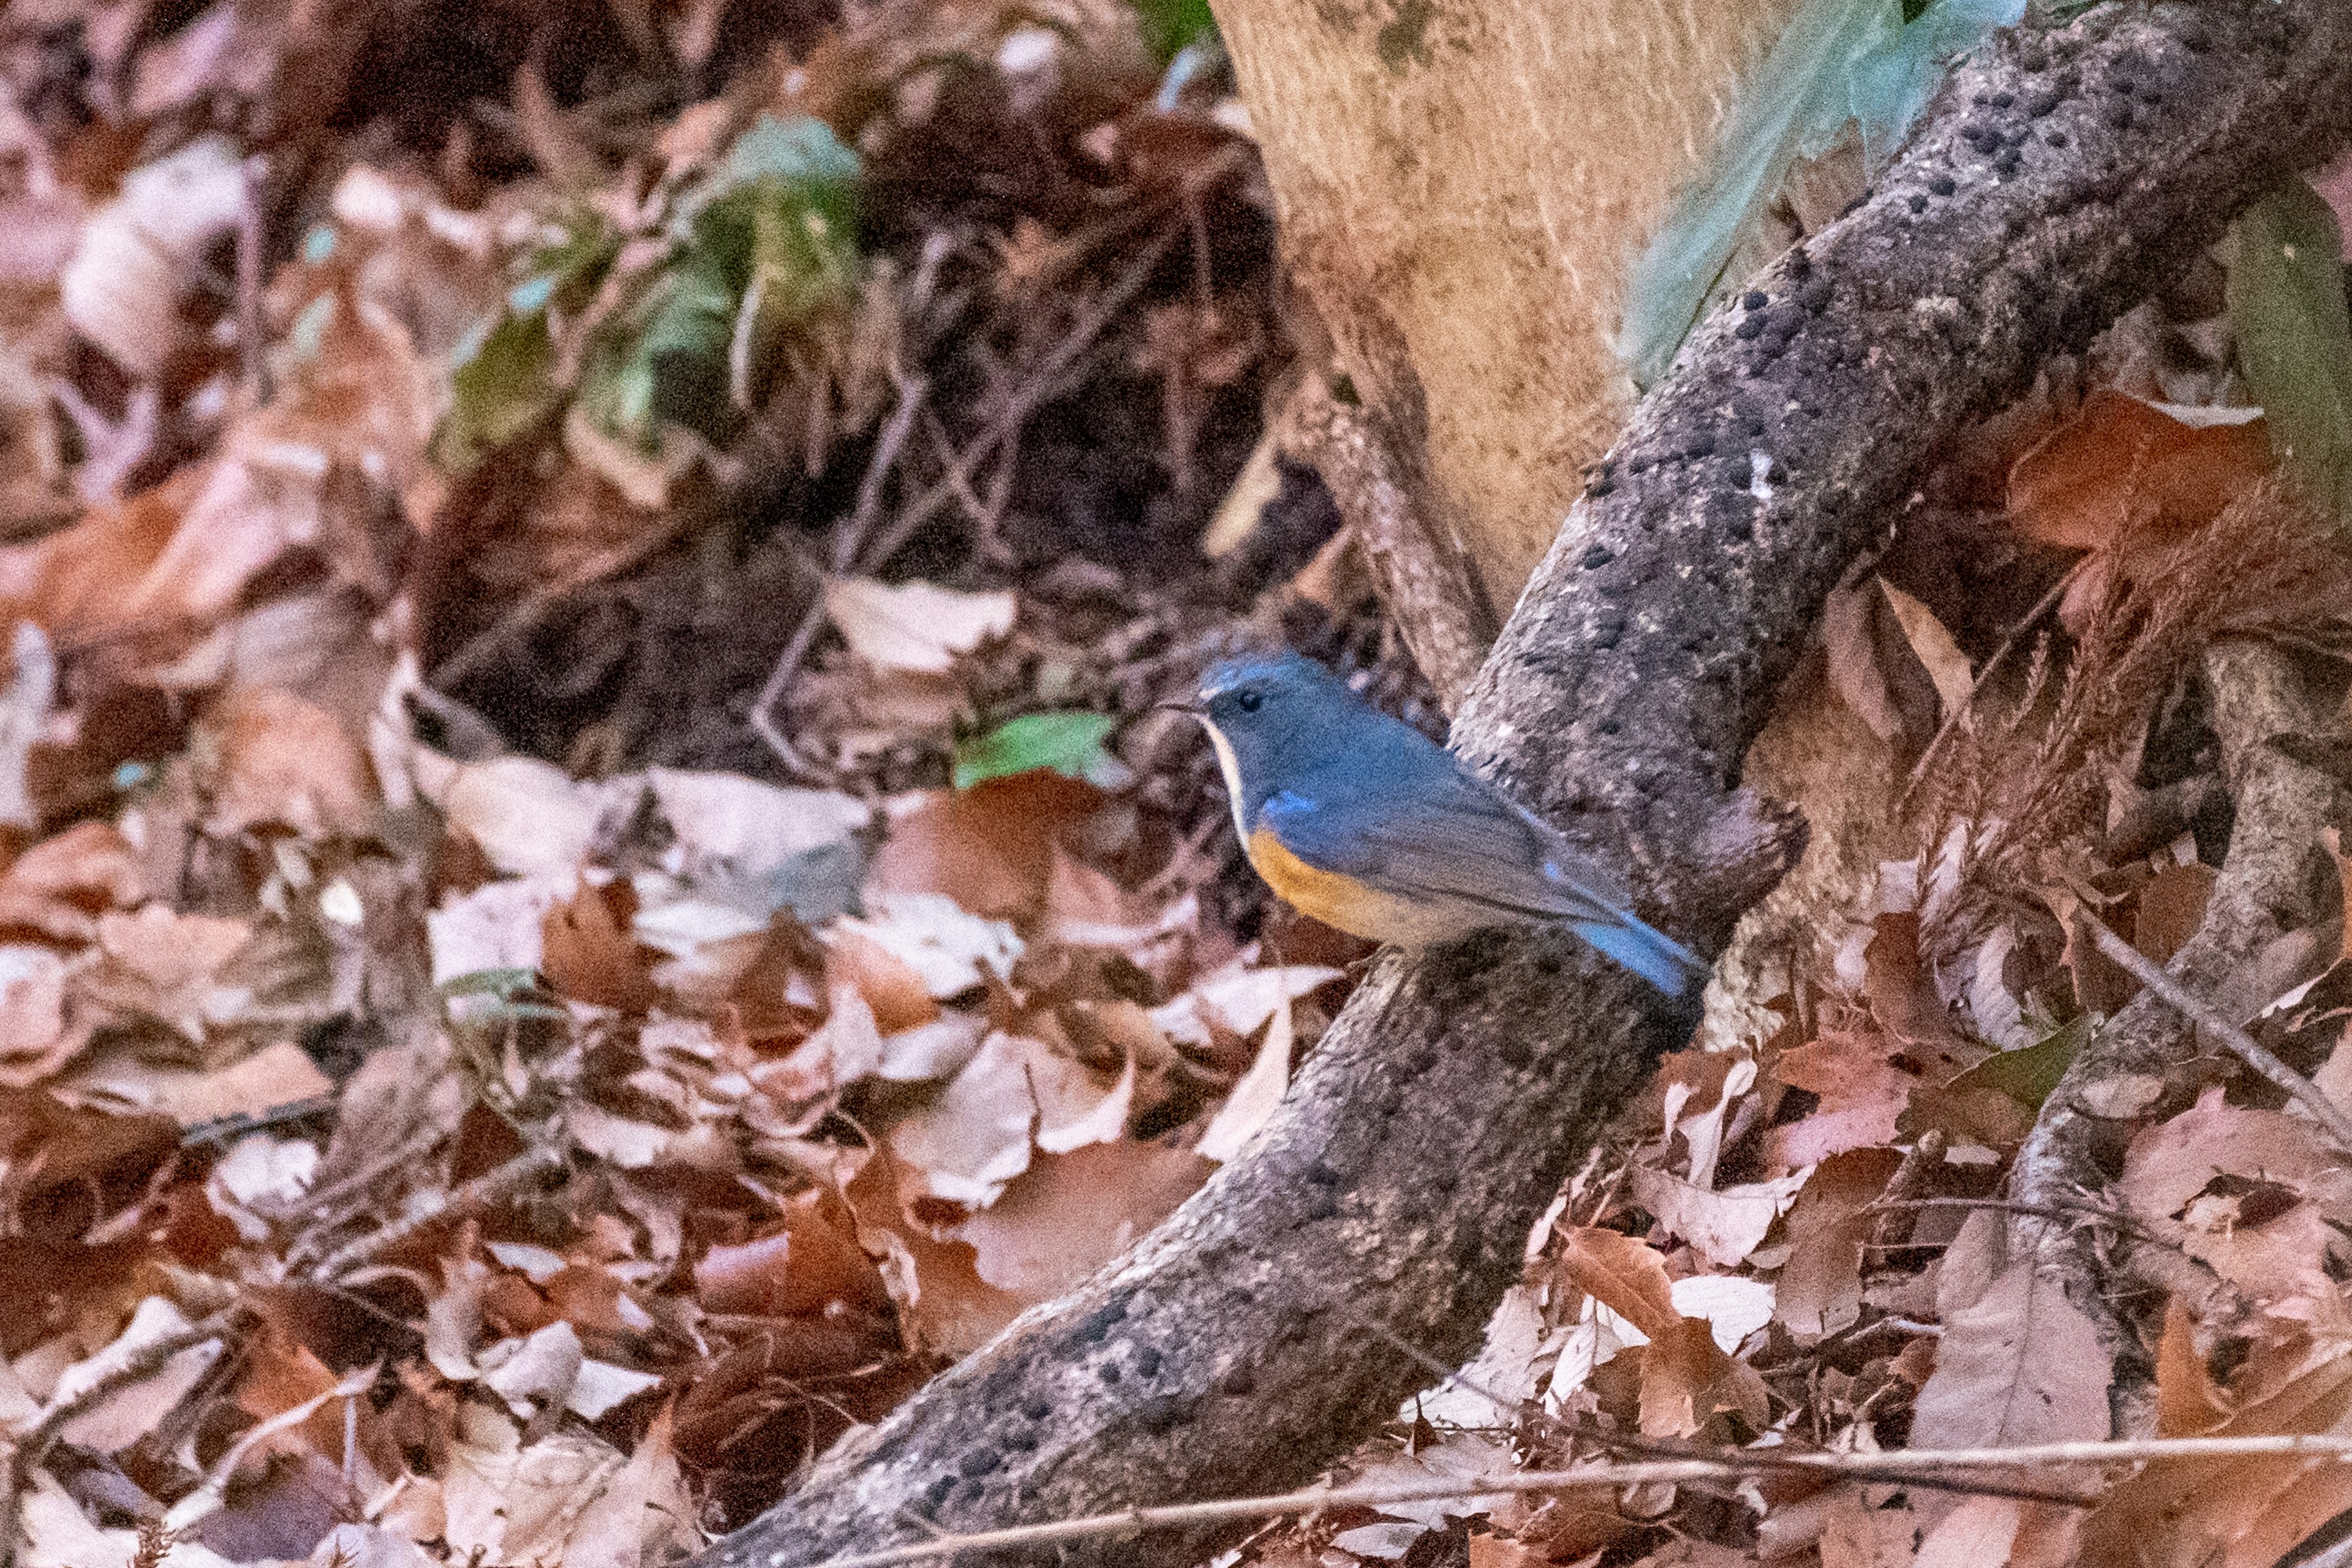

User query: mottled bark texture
[695,7,2352,1565]
[2008,638,2352,1405]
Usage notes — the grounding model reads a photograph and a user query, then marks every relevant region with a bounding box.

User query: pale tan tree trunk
[1217,0,1807,609]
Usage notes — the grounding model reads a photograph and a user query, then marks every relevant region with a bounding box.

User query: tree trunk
[1216,0,1808,609]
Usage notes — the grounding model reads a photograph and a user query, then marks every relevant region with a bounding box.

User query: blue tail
[1571,913,1707,997]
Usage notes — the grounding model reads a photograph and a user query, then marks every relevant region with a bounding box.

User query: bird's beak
[1153,699,1205,717]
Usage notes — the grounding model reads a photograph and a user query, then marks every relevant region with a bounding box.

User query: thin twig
[2078,913,2352,1150]
[0,1306,247,1568]
[747,371,929,777]
[1861,1194,2175,1252]
[749,573,835,781]
[854,223,1179,576]
[832,374,933,573]
[1339,1305,2074,1506]
[805,1436,2352,1568]
[273,1121,450,1231]
[236,155,270,405]
[304,1140,568,1284]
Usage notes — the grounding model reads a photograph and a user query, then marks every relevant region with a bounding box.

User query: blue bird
[1180,652,1705,996]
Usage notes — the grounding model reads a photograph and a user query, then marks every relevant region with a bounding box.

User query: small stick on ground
[2076,911,2352,1150]
[799,1434,2352,1568]
[305,1139,569,1283]
[236,155,271,405]
[0,1306,247,1568]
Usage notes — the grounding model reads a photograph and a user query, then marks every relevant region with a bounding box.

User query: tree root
[2007,638,2352,1414]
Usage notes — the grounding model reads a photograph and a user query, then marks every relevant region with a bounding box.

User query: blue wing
[1257,770,1706,995]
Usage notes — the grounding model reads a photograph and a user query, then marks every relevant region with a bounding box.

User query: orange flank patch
[1247,824,1422,943]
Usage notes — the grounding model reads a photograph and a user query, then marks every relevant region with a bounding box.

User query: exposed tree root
[2008,636,2352,1414]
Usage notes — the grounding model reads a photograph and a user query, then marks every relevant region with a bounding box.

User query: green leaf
[438,967,545,1000]
[682,114,862,227]
[435,307,559,471]
[954,712,1128,790]
[1942,1016,2086,1110]
[1133,0,1218,65]
[579,115,864,445]
[2228,180,2352,521]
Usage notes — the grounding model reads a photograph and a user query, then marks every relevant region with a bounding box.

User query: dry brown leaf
[1816,1488,1920,1568]
[68,1037,334,1126]
[52,1295,225,1452]
[1766,1028,1916,1169]
[1627,1166,1807,1270]
[696,1203,891,1320]
[953,1139,1211,1302]
[644,768,870,892]
[1861,913,1982,1069]
[1912,1496,2018,1568]
[1029,1038,1136,1153]
[1775,1147,1902,1343]
[1152,957,1340,1059]
[59,137,245,378]
[1635,1314,1769,1440]
[80,904,257,1039]
[2154,1297,2228,1437]
[427,873,571,985]
[0,946,74,1087]
[824,927,939,1033]
[198,687,380,839]
[760,981,886,1110]
[1556,1226,1680,1341]
[1042,848,1197,982]
[2120,1085,2352,1305]
[834,893,1023,998]
[1823,576,1941,758]
[2008,391,2272,552]
[843,1142,1026,1358]
[886,1030,1038,1207]
[2082,1346,2352,1568]
[1193,990,1292,1162]
[1910,1243,2110,1452]
[1555,1226,1765,1440]
[2135,862,2218,967]
[425,756,617,880]
[442,1404,623,1566]
[869,773,1109,922]
[541,880,657,1014]
[823,578,1017,673]
[1879,579,1973,719]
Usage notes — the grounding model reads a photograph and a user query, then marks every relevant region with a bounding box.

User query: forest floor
[4,2,2352,1567]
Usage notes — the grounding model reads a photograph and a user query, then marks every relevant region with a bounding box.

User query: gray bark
[694,6,2352,1564]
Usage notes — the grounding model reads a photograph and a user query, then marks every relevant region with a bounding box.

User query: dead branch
[690,7,2352,1565]
[1281,374,1498,712]
[800,1435,2352,1568]
[2078,911,2352,1149]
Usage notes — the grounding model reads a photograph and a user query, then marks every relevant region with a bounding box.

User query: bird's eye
[1236,689,1264,713]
